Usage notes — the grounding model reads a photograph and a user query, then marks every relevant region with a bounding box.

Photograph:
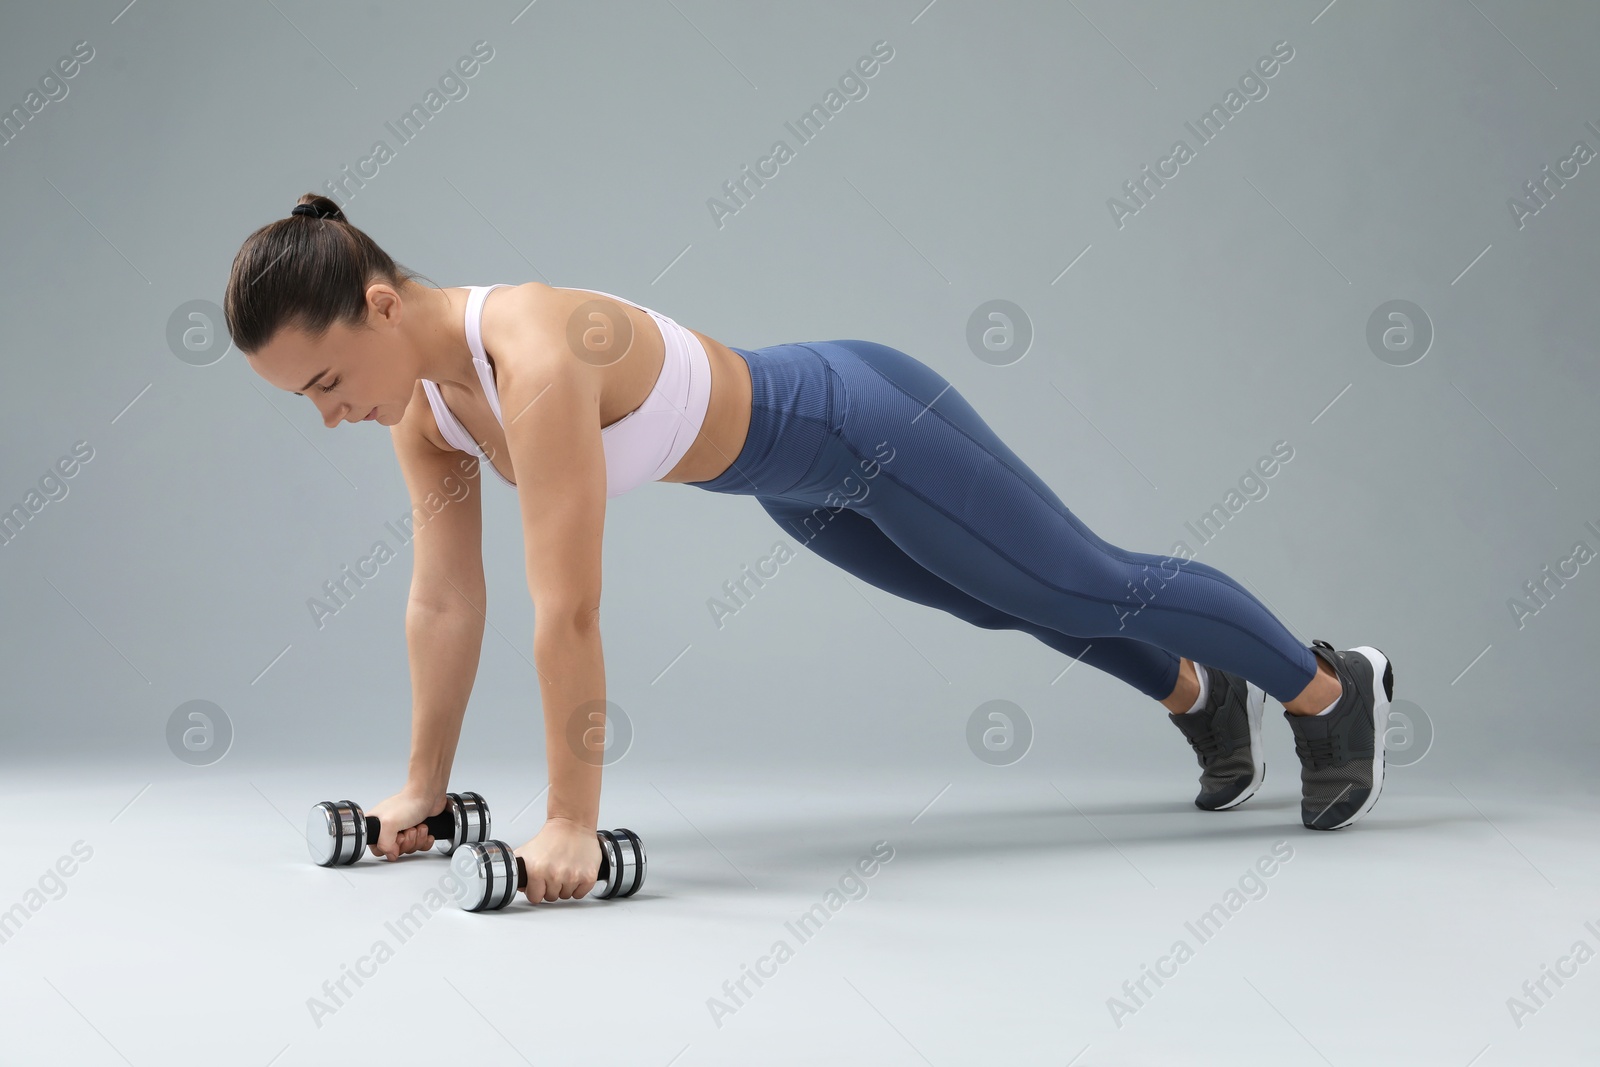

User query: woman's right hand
[365,790,448,861]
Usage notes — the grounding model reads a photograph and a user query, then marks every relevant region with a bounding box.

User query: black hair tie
[291,203,340,220]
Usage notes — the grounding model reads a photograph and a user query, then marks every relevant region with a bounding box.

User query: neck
[411,284,480,391]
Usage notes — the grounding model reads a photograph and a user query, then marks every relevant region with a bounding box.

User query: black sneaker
[1167,664,1266,811]
[1284,639,1395,830]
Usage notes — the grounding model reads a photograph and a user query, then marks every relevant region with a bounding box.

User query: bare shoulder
[479,281,571,352]
[477,282,615,396]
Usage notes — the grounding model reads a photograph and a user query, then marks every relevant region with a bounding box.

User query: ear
[366,282,403,325]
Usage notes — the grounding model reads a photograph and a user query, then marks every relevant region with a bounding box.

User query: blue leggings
[686,340,1318,703]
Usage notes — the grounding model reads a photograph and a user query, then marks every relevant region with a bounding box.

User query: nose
[320,400,349,429]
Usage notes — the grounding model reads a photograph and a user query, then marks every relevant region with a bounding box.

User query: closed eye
[318,376,341,393]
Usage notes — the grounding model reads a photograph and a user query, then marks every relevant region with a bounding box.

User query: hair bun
[291,200,344,221]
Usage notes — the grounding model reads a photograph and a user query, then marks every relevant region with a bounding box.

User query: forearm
[402,598,487,800]
[533,619,606,830]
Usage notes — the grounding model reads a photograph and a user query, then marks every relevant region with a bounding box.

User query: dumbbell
[306,791,491,867]
[452,828,646,911]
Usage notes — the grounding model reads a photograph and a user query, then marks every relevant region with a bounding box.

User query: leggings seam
[840,347,1307,673]
[831,434,1310,688]
[843,347,1089,524]
[759,343,1310,696]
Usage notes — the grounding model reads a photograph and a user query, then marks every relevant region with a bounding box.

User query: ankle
[1284,659,1341,716]
[1160,658,1201,714]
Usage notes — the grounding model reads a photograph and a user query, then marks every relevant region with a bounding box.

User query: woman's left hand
[514,818,601,903]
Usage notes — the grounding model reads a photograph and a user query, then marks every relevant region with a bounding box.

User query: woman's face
[249,288,412,429]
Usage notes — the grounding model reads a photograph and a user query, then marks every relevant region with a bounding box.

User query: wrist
[546,813,597,833]
[402,781,448,809]
[406,749,453,800]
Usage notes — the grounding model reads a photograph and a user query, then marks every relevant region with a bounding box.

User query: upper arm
[494,321,608,633]
[391,385,486,613]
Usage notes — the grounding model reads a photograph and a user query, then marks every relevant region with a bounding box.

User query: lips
[363,407,377,421]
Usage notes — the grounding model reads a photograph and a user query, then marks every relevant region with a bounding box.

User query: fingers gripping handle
[508,835,614,894]
[458,829,645,911]
[365,809,457,847]
[308,792,490,867]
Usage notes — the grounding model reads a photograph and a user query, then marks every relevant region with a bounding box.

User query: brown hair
[224,193,433,355]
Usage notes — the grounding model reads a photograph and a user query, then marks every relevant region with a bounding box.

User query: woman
[227,195,1395,905]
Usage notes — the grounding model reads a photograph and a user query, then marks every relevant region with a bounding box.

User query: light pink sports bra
[420,284,713,499]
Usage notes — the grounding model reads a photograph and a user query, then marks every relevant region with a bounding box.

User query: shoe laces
[1294,732,1340,770]
[1185,722,1226,761]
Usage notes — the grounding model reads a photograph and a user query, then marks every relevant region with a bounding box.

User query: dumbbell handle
[508,837,614,893]
[365,809,458,846]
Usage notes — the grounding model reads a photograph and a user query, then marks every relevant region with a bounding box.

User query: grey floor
[2,757,1595,1066]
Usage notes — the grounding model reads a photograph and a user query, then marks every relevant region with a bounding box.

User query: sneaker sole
[1316,645,1394,830]
[1210,680,1267,810]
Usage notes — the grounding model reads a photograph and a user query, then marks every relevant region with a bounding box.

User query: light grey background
[2,2,1597,1064]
